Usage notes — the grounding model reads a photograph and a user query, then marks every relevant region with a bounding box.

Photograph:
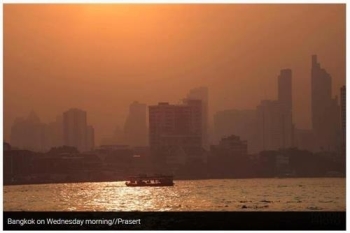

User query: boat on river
[125,174,174,187]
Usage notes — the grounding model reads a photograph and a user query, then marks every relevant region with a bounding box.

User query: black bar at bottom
[3,211,346,230]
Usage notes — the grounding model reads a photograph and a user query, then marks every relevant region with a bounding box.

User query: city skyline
[7,54,343,152]
[4,4,345,145]
[3,4,346,224]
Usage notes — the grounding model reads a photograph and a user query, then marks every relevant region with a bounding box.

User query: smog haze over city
[4,4,345,145]
[3,4,347,229]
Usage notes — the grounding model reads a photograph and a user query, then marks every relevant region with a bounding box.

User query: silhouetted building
[4,149,35,183]
[10,111,48,151]
[294,128,314,151]
[86,125,95,151]
[100,125,126,146]
[208,135,251,178]
[211,135,248,157]
[95,144,133,174]
[258,150,278,177]
[255,69,294,152]
[149,100,203,162]
[186,87,209,149]
[340,85,346,156]
[278,69,292,112]
[213,109,258,154]
[63,108,88,152]
[311,55,340,152]
[124,101,148,147]
[256,100,293,151]
[47,115,63,149]
[277,69,294,148]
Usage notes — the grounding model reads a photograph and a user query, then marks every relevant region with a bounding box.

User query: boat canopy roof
[127,175,173,180]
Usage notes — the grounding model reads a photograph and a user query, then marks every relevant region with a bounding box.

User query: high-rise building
[10,111,48,151]
[311,55,340,152]
[277,69,294,148]
[47,115,63,149]
[278,69,292,111]
[63,108,88,152]
[86,125,95,151]
[340,85,346,155]
[124,101,148,147]
[186,87,209,149]
[257,100,280,151]
[311,55,332,133]
[256,100,293,152]
[149,100,203,161]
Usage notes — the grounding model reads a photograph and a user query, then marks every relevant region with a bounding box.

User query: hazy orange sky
[4,4,345,144]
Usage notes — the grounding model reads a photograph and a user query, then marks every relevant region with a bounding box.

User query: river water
[3,178,345,211]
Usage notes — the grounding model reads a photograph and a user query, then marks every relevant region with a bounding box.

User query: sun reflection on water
[4,179,346,211]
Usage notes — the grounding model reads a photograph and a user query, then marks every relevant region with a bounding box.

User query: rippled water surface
[3,178,345,211]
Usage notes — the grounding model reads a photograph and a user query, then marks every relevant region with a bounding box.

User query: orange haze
[4,4,345,144]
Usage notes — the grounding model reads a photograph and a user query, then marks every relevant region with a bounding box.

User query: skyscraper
[47,115,64,149]
[255,68,294,152]
[311,55,332,131]
[278,69,294,148]
[311,55,340,151]
[278,69,292,111]
[63,108,88,152]
[149,100,203,161]
[86,125,95,151]
[10,111,48,151]
[340,85,346,155]
[256,100,284,151]
[124,101,148,147]
[186,87,209,149]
